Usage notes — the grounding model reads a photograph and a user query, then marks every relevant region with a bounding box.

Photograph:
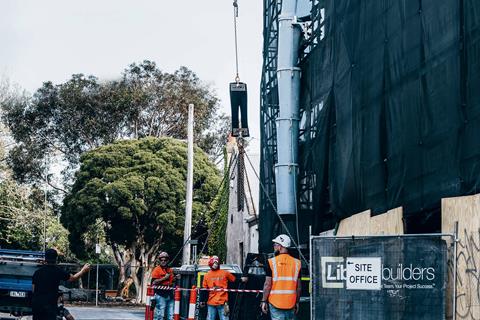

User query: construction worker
[200,256,236,320]
[151,252,177,320]
[32,248,90,320]
[261,234,301,320]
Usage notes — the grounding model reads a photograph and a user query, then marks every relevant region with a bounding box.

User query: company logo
[321,257,346,288]
[320,257,436,289]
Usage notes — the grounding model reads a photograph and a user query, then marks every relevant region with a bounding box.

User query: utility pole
[43,157,48,252]
[182,104,194,265]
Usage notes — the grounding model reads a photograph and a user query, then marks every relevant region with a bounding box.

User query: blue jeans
[269,303,295,320]
[207,305,229,320]
[153,294,174,320]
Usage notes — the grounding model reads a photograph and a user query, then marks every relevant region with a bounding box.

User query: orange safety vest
[267,254,301,309]
[202,269,236,306]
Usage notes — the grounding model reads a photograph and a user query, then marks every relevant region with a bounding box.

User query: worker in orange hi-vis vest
[151,252,179,320]
[261,234,301,320]
[199,256,236,320]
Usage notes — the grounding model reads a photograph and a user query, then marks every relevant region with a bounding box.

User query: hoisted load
[230,82,249,137]
[229,0,249,137]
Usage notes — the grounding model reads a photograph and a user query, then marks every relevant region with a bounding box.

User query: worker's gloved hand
[199,302,206,308]
[223,303,230,316]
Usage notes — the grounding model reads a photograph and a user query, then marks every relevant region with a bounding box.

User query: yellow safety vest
[268,254,300,309]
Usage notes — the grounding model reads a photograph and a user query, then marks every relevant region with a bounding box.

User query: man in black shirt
[32,249,90,320]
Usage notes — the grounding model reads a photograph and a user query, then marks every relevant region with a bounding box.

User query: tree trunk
[112,240,162,303]
[130,256,142,303]
[112,244,129,296]
[116,264,126,296]
[142,267,152,303]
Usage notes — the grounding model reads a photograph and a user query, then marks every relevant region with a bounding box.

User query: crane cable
[233,0,240,83]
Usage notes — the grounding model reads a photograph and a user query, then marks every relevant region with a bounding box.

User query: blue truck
[0,249,44,316]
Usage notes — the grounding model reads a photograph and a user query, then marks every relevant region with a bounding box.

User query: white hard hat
[272,234,291,248]
[159,252,169,259]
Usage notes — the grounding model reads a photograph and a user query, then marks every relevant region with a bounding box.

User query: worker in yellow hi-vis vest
[261,234,301,320]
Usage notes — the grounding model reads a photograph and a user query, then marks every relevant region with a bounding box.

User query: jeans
[269,303,295,320]
[153,294,174,320]
[207,304,229,320]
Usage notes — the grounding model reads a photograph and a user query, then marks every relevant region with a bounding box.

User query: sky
[0,0,263,153]
[0,0,263,208]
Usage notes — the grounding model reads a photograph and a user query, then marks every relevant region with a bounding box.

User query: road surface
[0,306,145,320]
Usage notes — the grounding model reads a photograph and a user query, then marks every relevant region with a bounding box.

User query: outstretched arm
[68,264,90,282]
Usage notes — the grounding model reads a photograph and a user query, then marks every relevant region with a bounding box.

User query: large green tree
[1,61,228,185]
[61,137,220,302]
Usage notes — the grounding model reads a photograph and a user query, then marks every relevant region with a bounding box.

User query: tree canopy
[0,178,70,255]
[1,61,228,185]
[61,137,221,300]
[0,131,70,255]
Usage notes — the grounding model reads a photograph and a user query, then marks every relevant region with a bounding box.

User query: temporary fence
[310,234,456,320]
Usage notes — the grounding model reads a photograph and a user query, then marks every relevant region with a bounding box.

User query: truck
[0,249,44,317]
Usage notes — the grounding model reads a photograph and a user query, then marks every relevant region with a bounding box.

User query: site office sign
[321,256,437,290]
[312,237,447,319]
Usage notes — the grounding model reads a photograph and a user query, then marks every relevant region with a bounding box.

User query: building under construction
[259,0,480,251]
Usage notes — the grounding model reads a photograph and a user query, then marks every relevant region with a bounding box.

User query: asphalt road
[0,306,145,320]
[69,306,145,320]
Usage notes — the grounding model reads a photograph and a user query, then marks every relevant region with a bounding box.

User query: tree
[1,61,228,185]
[61,137,221,302]
[0,178,70,255]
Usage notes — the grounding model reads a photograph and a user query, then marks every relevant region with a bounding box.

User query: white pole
[95,243,100,307]
[95,262,99,307]
[43,157,47,252]
[182,104,194,265]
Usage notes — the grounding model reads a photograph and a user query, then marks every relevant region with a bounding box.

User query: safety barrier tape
[151,286,263,293]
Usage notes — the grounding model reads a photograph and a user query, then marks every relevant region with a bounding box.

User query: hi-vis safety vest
[268,254,301,309]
